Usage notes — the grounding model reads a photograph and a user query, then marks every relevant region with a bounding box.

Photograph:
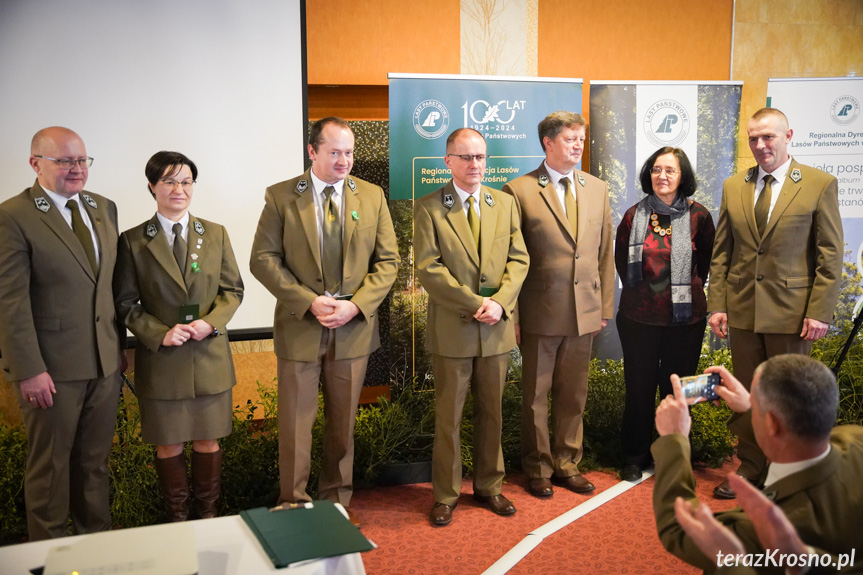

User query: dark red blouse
[614,201,715,326]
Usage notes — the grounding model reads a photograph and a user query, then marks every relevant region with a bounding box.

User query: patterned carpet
[349,461,739,575]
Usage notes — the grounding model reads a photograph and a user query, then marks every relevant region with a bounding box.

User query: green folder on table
[240,500,375,568]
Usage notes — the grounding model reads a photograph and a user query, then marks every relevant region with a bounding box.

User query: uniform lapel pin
[34,197,50,212]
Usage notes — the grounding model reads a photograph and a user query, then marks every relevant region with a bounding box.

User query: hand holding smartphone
[679,373,720,405]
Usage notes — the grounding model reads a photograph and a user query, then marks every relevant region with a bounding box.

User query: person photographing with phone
[651,354,862,572]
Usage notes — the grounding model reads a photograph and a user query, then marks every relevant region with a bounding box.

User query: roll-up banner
[590,81,742,358]
[767,77,863,270]
[388,74,583,200]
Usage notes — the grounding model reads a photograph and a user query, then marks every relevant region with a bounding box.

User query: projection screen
[0,0,307,333]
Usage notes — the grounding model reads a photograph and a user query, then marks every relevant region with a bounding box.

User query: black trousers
[616,313,706,466]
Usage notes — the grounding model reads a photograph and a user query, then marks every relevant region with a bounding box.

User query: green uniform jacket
[0,181,121,382]
[652,426,863,574]
[707,160,843,333]
[114,214,243,400]
[250,170,399,362]
[414,182,529,358]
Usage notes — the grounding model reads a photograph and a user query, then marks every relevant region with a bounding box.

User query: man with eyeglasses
[414,128,529,526]
[0,127,124,540]
[707,108,843,500]
[501,111,614,499]
[250,117,399,527]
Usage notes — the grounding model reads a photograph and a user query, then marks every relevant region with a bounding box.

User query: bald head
[31,126,83,156]
[29,127,89,198]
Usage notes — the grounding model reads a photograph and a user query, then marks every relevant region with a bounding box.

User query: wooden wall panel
[306,0,461,85]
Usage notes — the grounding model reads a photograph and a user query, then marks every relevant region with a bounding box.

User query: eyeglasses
[447,154,488,162]
[34,155,94,169]
[650,167,679,176]
[159,178,195,191]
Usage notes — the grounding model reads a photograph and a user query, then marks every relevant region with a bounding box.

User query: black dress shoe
[714,475,760,499]
[527,478,554,498]
[552,474,595,493]
[429,502,456,526]
[472,493,516,516]
[621,464,642,482]
[713,478,736,499]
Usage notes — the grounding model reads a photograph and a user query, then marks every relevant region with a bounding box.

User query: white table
[0,515,367,575]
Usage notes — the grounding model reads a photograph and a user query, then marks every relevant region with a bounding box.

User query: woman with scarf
[615,147,714,482]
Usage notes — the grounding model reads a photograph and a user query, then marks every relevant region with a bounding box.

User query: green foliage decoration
[110,396,162,528]
[353,376,435,481]
[812,257,863,426]
[0,423,27,545]
[219,381,280,512]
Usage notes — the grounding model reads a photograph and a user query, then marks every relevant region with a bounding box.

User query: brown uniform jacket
[502,163,614,336]
[707,160,843,333]
[414,183,529,358]
[114,214,243,400]
[0,181,121,382]
[250,170,399,362]
[652,426,863,574]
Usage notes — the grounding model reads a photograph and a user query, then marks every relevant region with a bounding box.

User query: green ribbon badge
[191,262,201,273]
[351,210,359,221]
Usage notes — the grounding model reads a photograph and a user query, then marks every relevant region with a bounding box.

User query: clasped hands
[311,295,360,329]
[162,319,215,347]
[473,297,503,325]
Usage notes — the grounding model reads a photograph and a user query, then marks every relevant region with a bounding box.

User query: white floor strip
[480,469,655,575]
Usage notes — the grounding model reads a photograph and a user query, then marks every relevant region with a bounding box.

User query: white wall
[0,0,306,331]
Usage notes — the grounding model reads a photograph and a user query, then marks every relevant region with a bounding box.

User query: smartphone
[680,373,720,404]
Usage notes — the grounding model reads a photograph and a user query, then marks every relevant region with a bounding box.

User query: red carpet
[349,461,739,574]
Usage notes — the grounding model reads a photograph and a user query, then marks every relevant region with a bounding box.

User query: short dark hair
[638,147,697,198]
[145,151,198,197]
[537,111,586,151]
[754,354,838,441]
[309,117,352,152]
[445,128,485,153]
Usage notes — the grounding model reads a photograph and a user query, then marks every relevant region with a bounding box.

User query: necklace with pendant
[650,212,671,237]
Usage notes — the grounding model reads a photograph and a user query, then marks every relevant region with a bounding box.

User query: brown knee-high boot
[154,453,189,522]
[191,450,222,519]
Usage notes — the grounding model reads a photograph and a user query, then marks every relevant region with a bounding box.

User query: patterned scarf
[626,193,693,323]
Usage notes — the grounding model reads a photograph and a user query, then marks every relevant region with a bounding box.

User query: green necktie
[66,199,98,275]
[467,195,480,249]
[563,177,578,238]
[172,222,186,273]
[322,186,343,295]
[755,174,773,238]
